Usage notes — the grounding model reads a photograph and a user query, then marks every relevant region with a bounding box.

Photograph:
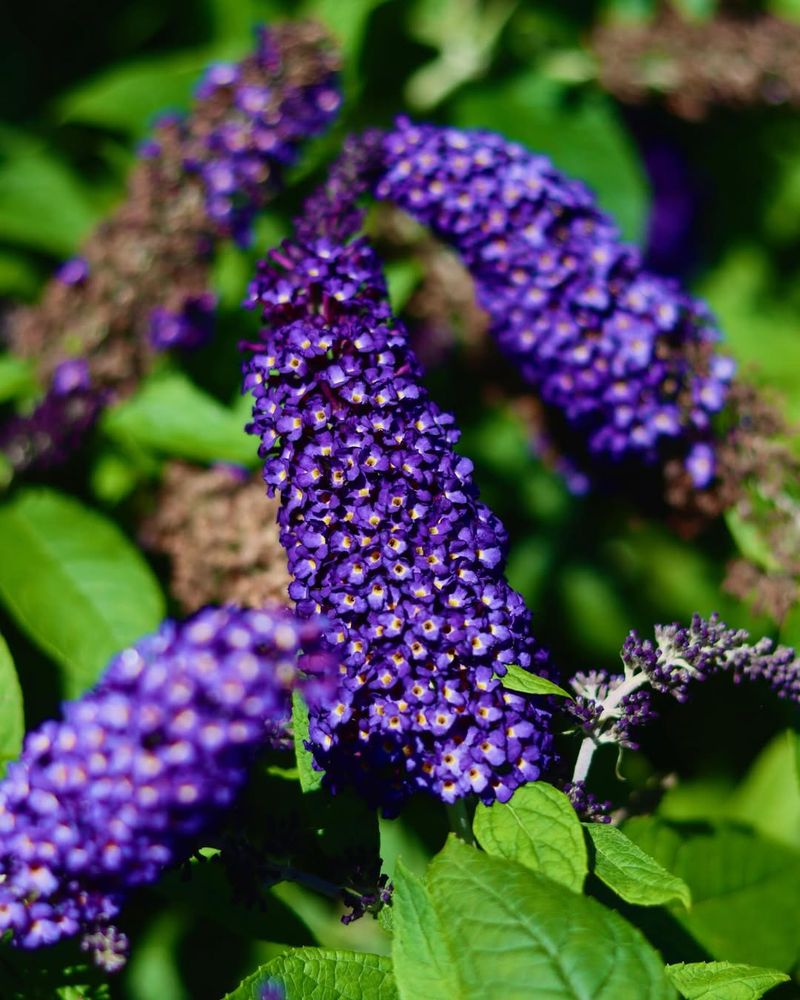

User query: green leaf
[453,78,649,242]
[499,664,572,699]
[0,144,97,255]
[58,49,230,136]
[304,0,389,69]
[0,355,36,404]
[292,691,323,793]
[665,962,789,1000]
[102,372,257,467]
[392,862,460,999]
[474,782,587,892]
[586,823,691,908]
[726,730,800,851]
[224,947,397,1000]
[392,837,676,1000]
[0,631,24,776]
[623,819,800,971]
[0,488,165,697]
[724,510,781,574]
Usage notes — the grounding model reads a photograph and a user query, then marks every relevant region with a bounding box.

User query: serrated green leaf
[0,631,24,777]
[392,861,461,999]
[586,823,691,908]
[0,488,164,697]
[453,78,649,242]
[624,819,800,971]
[102,372,257,467]
[0,355,36,404]
[292,691,323,793]
[499,664,572,699]
[665,961,789,1000]
[392,837,676,999]
[224,947,397,1000]
[474,782,587,892]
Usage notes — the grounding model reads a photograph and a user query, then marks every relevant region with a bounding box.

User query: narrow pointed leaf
[0,631,24,776]
[586,823,691,908]
[499,665,572,699]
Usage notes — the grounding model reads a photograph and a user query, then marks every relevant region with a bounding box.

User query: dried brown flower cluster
[140,462,290,612]
[663,382,800,621]
[593,10,800,120]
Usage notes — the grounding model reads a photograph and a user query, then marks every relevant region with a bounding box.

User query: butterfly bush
[373,119,735,491]
[243,138,554,814]
[1,22,340,475]
[0,606,336,960]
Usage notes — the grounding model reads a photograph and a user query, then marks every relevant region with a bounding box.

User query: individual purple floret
[243,139,554,814]
[149,292,217,351]
[187,25,341,246]
[0,605,336,957]
[55,257,89,287]
[569,612,800,776]
[373,119,735,490]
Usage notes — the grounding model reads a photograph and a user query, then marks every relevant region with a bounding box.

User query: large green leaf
[0,631,24,776]
[102,372,257,467]
[473,782,587,892]
[0,489,164,697]
[665,962,789,1000]
[223,948,397,1000]
[392,837,676,1000]
[623,819,800,971]
[586,823,691,908]
[453,76,649,243]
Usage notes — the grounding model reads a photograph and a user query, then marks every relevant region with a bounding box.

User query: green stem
[447,798,476,845]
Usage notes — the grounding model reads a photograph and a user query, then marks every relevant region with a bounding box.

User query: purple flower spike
[243,138,555,814]
[373,119,734,490]
[0,605,337,955]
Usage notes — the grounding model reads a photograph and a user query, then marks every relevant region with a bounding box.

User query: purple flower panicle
[185,24,341,246]
[374,119,735,490]
[243,145,554,814]
[0,605,336,955]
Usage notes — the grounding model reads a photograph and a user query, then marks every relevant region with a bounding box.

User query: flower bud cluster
[0,606,335,953]
[374,119,734,491]
[2,22,340,475]
[243,142,554,813]
[569,612,800,754]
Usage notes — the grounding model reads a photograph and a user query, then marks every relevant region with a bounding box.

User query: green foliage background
[1,0,800,996]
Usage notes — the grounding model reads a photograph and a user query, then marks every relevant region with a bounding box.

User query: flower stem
[447,799,475,845]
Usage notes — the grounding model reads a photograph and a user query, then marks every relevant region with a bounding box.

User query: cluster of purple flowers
[0,605,336,956]
[179,25,341,247]
[373,119,735,489]
[243,154,554,814]
[569,612,800,750]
